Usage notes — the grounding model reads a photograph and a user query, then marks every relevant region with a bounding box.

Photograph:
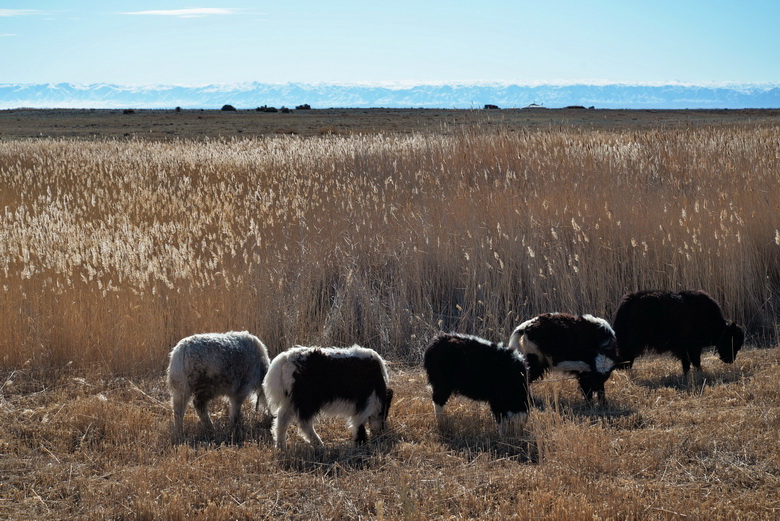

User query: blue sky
[2,1,779,86]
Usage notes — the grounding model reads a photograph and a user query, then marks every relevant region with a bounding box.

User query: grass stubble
[1,112,779,519]
[1,351,778,520]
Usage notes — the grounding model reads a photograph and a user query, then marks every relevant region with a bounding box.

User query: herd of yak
[166,289,745,448]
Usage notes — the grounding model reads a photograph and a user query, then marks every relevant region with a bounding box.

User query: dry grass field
[1,108,779,519]
[2,350,778,520]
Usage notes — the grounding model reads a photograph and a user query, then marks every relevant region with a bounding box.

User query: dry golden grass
[1,349,778,520]
[1,113,779,519]
[1,120,779,370]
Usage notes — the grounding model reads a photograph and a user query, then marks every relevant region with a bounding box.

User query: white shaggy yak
[167,331,270,439]
[263,345,394,450]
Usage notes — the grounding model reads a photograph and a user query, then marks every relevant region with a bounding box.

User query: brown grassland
[1,108,779,520]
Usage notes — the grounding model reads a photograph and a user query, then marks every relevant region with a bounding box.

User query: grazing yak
[263,345,394,450]
[613,290,745,374]
[423,333,529,435]
[166,331,271,439]
[508,313,619,403]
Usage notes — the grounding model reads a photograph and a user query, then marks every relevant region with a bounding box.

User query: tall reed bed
[1,123,778,372]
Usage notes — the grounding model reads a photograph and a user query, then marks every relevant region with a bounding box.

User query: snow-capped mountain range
[1,82,778,110]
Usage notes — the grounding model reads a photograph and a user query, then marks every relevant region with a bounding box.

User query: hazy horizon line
[4,80,779,90]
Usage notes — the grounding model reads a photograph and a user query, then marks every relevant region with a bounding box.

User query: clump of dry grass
[1,348,777,520]
[1,122,778,372]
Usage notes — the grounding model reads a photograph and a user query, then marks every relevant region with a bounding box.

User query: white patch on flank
[317,399,360,419]
[360,391,385,427]
[582,314,615,336]
[594,353,615,373]
[553,360,591,373]
[451,333,524,362]
[451,333,495,347]
[517,317,539,331]
[320,392,382,429]
[319,344,378,360]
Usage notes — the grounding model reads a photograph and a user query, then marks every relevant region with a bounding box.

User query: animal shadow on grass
[435,417,537,464]
[566,401,644,430]
[631,364,749,393]
[531,393,643,431]
[174,412,274,448]
[275,429,400,476]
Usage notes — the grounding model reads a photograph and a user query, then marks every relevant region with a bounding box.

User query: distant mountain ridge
[1,82,779,110]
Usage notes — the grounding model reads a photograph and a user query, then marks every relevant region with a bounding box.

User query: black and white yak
[263,345,394,450]
[508,313,619,403]
[166,331,271,439]
[613,290,745,374]
[423,333,529,435]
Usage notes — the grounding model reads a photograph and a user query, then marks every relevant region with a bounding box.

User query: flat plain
[1,108,779,520]
[3,107,780,140]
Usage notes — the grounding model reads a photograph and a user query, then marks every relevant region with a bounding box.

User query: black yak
[613,290,744,374]
[423,333,529,435]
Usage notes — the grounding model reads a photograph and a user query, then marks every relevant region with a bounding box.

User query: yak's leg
[297,417,324,447]
[686,348,704,387]
[193,395,214,431]
[353,423,368,444]
[431,388,452,424]
[679,351,692,375]
[228,393,249,442]
[272,407,295,450]
[525,354,546,382]
[228,393,249,428]
[689,349,702,372]
[171,389,190,440]
[577,374,608,405]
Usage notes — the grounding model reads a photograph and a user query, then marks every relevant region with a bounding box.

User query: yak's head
[717,322,745,363]
[368,388,394,434]
[596,331,620,370]
[577,371,612,404]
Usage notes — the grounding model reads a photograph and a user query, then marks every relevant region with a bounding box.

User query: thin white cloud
[0,9,45,17]
[121,8,237,18]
